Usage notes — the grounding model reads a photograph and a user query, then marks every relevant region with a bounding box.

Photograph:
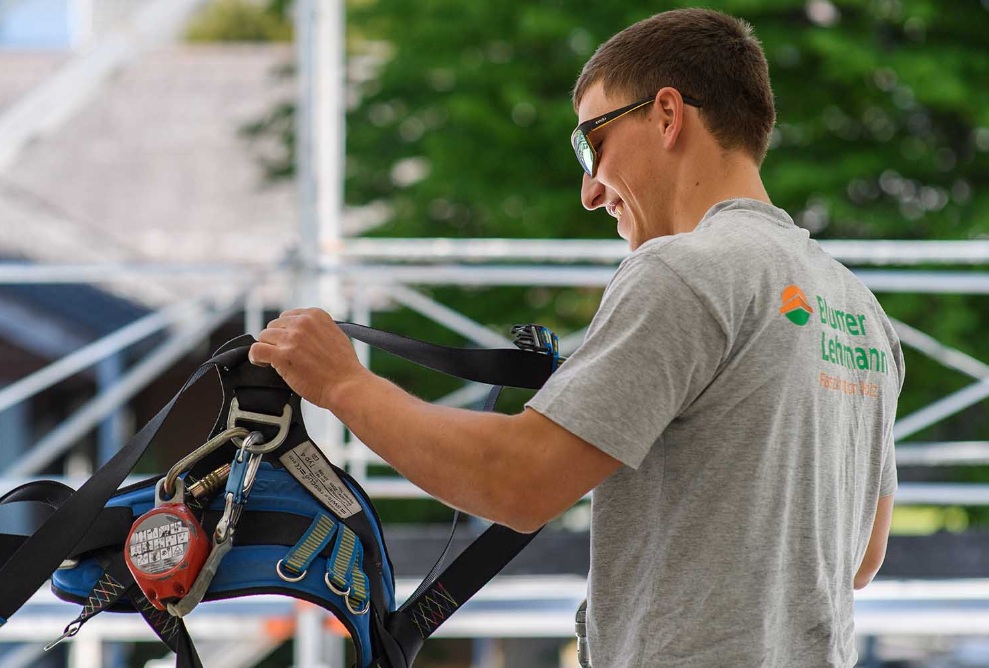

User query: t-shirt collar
[633,198,796,255]
[696,198,796,231]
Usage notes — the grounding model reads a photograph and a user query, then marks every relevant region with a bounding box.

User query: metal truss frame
[2,237,989,667]
[0,236,987,494]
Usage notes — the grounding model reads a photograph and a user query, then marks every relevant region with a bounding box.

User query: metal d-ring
[324,573,351,597]
[226,398,293,453]
[276,559,307,583]
[346,596,370,616]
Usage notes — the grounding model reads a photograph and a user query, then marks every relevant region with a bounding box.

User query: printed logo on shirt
[815,295,887,374]
[779,285,813,326]
[781,284,892,400]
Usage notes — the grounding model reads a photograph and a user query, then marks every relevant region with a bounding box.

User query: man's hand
[248,308,366,410]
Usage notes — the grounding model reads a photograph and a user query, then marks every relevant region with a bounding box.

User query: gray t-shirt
[527,199,903,668]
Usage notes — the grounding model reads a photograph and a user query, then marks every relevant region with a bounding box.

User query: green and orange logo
[780,285,814,326]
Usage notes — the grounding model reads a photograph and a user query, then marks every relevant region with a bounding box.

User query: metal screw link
[187,463,232,501]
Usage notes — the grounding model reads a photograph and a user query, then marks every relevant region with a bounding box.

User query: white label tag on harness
[279,441,362,518]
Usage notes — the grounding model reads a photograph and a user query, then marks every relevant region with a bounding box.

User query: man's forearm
[324,369,531,528]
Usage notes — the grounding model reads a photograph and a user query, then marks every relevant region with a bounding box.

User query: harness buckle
[511,324,564,370]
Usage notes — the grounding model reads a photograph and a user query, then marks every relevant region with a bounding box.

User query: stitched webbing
[329,525,360,590]
[283,514,337,576]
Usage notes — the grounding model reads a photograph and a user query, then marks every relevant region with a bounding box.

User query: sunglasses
[570,93,704,177]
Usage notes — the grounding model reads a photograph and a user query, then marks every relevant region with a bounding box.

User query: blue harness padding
[51,463,395,665]
[0,324,560,668]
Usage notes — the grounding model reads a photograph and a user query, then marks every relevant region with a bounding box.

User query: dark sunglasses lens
[571,130,595,176]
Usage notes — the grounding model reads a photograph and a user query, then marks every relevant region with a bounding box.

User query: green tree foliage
[344,0,989,442]
[185,0,293,42]
[347,0,989,240]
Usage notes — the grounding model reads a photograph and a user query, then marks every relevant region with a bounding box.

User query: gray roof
[0,41,297,263]
[0,43,303,305]
[0,53,68,112]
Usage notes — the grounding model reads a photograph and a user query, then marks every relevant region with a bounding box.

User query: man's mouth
[607,200,625,220]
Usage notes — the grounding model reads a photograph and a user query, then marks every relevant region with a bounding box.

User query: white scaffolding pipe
[244,287,265,338]
[894,483,989,505]
[897,442,989,466]
[892,318,989,380]
[327,264,618,287]
[890,317,989,442]
[855,270,989,294]
[4,295,243,477]
[0,297,209,414]
[893,377,989,442]
[68,633,101,668]
[330,238,629,263]
[6,263,989,291]
[198,638,283,668]
[822,240,989,265]
[0,263,251,284]
[386,285,512,348]
[330,238,989,265]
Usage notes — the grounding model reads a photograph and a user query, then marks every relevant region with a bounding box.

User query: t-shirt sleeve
[879,434,898,496]
[525,254,727,469]
[879,324,904,497]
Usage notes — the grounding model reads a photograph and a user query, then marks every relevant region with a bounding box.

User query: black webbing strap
[0,349,237,624]
[338,323,555,390]
[43,554,133,650]
[386,524,542,664]
[133,591,203,668]
[332,326,554,666]
[0,505,135,567]
[93,552,204,668]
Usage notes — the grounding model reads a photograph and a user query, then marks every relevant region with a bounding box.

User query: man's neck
[672,151,770,234]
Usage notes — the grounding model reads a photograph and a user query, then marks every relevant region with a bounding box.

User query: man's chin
[617,219,630,242]
[617,222,639,249]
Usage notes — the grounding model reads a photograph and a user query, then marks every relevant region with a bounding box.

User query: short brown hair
[573,9,776,164]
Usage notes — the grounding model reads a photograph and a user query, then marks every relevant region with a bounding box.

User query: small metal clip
[44,620,82,651]
[225,431,265,506]
[214,492,238,544]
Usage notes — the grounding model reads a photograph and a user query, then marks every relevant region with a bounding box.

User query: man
[250,8,902,667]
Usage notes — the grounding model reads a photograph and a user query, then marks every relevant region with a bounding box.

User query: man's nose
[580,172,606,211]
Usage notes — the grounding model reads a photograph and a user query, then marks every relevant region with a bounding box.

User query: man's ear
[653,87,686,150]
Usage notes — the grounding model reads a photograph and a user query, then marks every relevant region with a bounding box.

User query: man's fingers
[264,316,296,330]
[257,327,288,345]
[265,308,333,331]
[279,307,331,319]
[248,341,276,367]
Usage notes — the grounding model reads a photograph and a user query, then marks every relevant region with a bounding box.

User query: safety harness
[0,322,563,667]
